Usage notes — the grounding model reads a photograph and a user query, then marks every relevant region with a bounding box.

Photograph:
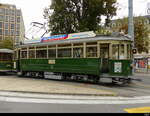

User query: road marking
[124,107,150,113]
[1,94,150,104]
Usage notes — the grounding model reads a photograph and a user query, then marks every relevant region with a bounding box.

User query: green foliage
[0,38,13,50]
[116,16,150,53]
[46,0,117,35]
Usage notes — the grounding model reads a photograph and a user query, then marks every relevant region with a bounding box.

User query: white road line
[0,92,150,104]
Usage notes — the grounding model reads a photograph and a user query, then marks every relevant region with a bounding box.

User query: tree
[115,17,150,53]
[0,38,13,50]
[45,0,117,35]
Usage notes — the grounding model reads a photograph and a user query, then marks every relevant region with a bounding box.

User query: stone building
[0,3,25,45]
[108,15,150,54]
[108,15,150,71]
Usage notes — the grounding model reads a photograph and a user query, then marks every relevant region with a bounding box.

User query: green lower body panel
[20,58,101,76]
[109,60,133,77]
[0,61,13,71]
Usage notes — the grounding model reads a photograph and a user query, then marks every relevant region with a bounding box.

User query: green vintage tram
[14,33,135,84]
[0,49,13,73]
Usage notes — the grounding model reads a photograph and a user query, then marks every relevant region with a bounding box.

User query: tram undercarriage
[18,71,141,85]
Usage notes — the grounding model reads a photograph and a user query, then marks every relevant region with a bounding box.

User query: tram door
[100,44,109,73]
[17,50,21,72]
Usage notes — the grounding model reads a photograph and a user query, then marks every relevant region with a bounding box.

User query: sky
[0,0,150,32]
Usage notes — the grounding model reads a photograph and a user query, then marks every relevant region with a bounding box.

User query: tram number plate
[114,62,122,73]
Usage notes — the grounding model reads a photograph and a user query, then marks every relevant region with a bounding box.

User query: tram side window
[21,51,27,59]
[0,53,12,61]
[86,47,97,58]
[112,45,119,59]
[127,44,131,59]
[0,53,3,60]
[58,48,71,58]
[6,54,12,61]
[73,48,83,58]
[36,50,47,58]
[29,50,35,59]
[48,49,56,58]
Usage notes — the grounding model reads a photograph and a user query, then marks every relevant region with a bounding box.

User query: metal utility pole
[128,0,134,46]
[128,0,135,74]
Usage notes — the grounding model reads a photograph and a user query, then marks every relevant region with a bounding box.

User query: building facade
[108,15,150,54]
[0,3,25,45]
[107,15,150,72]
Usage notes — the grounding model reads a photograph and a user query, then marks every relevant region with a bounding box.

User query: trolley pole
[128,0,135,74]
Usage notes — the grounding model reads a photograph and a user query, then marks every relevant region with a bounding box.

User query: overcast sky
[0,0,150,31]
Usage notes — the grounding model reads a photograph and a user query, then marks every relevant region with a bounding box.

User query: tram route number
[114,62,122,73]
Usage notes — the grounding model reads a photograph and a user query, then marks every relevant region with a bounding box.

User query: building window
[10,24,15,29]
[16,10,21,16]
[0,22,3,28]
[10,16,15,22]
[5,16,9,22]
[11,10,15,16]
[16,31,20,36]
[0,29,2,35]
[0,8,5,15]
[0,36,2,41]
[16,37,20,42]
[4,30,9,36]
[0,15,4,21]
[5,9,10,15]
[16,24,20,30]
[10,30,15,36]
[112,23,116,28]
[17,17,20,23]
[5,23,9,29]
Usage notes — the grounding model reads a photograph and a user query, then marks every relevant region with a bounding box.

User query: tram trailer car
[0,49,13,73]
[14,35,134,84]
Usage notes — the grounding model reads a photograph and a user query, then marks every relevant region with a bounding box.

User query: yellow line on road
[124,107,150,113]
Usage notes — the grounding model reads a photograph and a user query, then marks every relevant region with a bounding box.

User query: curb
[0,90,117,98]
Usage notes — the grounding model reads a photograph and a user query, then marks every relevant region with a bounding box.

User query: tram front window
[112,45,119,59]
[112,44,131,60]
[120,44,125,59]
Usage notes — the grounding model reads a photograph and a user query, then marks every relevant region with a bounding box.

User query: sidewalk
[0,76,116,96]
[135,68,150,74]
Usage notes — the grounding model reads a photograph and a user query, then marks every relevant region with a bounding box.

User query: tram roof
[19,35,132,48]
[0,49,13,53]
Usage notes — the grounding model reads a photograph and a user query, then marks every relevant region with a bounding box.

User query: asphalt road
[0,101,150,113]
